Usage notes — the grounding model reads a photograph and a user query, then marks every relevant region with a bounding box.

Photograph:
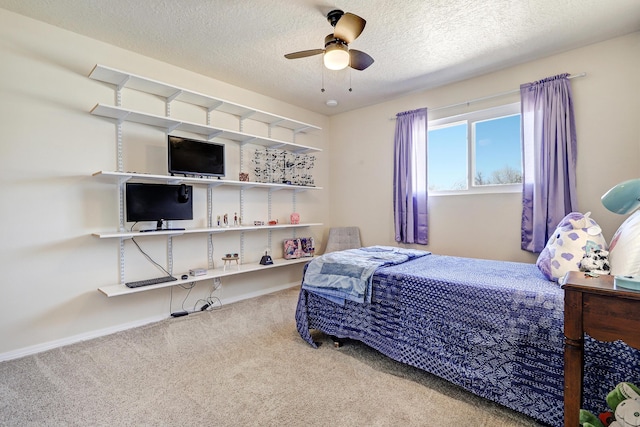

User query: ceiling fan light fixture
[323,43,349,70]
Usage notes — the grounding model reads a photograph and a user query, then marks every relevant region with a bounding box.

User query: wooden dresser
[561,271,640,426]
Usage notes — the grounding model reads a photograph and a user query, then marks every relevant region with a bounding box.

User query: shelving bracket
[207,130,223,139]
[166,90,183,103]
[207,101,223,112]
[167,235,174,275]
[116,111,131,125]
[269,119,285,128]
[115,75,130,91]
[166,123,181,133]
[240,137,257,146]
[119,237,126,284]
[294,126,312,135]
[240,111,255,121]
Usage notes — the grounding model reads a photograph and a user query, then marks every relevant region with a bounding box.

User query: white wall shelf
[89,64,321,134]
[90,104,321,153]
[92,171,322,191]
[98,257,312,297]
[93,223,322,239]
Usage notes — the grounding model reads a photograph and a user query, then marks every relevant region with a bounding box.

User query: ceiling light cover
[324,44,349,70]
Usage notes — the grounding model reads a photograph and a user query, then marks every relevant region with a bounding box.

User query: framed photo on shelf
[283,237,315,259]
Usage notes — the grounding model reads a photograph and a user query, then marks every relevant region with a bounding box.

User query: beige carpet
[0,287,544,426]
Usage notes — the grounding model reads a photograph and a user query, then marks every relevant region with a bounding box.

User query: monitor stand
[139,220,186,233]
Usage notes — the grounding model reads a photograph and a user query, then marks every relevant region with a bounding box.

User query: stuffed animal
[536,212,608,282]
[580,382,640,427]
[579,247,611,275]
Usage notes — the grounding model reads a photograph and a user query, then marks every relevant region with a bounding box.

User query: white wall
[0,9,329,358]
[328,32,640,263]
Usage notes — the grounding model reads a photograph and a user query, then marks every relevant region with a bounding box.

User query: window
[427,103,522,194]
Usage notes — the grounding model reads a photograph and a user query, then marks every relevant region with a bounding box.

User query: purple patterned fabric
[535,211,607,282]
[393,108,428,244]
[520,74,578,253]
[296,255,640,426]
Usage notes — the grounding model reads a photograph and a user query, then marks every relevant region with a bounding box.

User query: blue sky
[427,114,521,190]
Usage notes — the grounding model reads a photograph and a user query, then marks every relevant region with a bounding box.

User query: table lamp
[601,178,640,290]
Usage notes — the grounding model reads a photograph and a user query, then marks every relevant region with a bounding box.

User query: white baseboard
[0,282,300,362]
[0,315,165,362]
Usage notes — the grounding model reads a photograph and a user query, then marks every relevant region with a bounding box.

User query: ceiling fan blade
[349,49,374,70]
[334,12,366,44]
[284,49,324,59]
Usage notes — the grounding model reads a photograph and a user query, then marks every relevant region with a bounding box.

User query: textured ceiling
[1,0,640,115]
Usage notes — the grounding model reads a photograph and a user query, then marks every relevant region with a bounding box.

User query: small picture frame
[283,237,315,259]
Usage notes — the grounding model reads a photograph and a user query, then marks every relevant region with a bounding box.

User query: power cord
[129,222,172,277]
[170,278,222,316]
[194,277,222,312]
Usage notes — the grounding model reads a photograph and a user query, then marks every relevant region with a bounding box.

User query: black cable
[179,281,196,312]
[192,279,222,312]
[128,222,172,277]
[130,237,172,277]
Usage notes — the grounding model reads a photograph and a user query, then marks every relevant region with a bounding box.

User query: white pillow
[609,210,640,276]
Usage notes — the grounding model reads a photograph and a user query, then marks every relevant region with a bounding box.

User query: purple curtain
[393,108,428,244]
[520,74,578,253]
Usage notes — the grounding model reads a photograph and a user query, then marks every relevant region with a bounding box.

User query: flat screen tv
[168,135,225,178]
[125,182,193,232]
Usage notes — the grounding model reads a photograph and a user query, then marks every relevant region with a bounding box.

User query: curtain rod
[391,72,587,119]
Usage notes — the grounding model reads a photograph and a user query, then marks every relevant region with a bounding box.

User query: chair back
[324,227,362,253]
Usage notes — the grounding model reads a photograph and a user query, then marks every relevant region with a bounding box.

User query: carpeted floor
[0,286,544,426]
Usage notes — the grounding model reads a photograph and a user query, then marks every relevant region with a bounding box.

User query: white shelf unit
[89,65,323,296]
[89,64,321,136]
[92,171,322,192]
[93,223,323,239]
[98,258,313,297]
[90,104,321,153]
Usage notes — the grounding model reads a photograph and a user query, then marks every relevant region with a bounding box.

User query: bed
[295,247,640,426]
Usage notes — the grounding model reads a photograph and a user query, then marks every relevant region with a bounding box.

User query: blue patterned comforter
[301,246,429,305]
[295,254,640,426]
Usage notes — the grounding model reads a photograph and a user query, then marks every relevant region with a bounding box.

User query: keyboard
[125,275,178,288]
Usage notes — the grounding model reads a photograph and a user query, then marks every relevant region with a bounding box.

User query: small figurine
[234,212,238,226]
[260,249,273,265]
[223,213,228,226]
[290,212,300,224]
[216,215,221,227]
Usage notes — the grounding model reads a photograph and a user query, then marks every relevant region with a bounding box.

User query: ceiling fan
[284,9,374,71]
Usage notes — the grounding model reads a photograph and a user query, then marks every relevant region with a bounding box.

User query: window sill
[429,185,522,197]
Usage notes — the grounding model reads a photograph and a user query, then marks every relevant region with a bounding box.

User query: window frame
[427,102,522,196]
